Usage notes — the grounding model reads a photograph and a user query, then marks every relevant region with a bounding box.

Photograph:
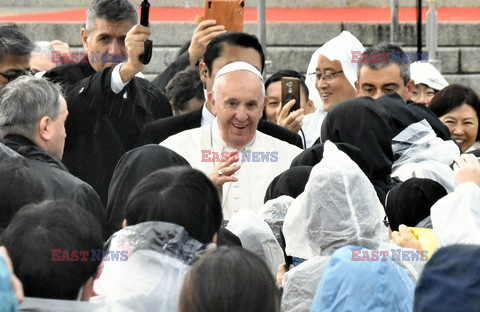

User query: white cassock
[160,118,302,220]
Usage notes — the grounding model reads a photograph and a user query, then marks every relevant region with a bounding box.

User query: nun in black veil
[106,144,191,235]
[320,96,397,204]
[106,144,241,246]
[320,93,456,204]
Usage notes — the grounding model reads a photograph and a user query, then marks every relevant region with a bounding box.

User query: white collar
[201,102,216,127]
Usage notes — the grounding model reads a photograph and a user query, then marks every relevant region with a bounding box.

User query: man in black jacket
[0,76,105,229]
[143,32,303,148]
[44,0,172,205]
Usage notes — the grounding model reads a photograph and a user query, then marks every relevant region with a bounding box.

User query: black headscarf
[106,145,190,236]
[264,166,312,203]
[320,94,452,204]
[290,142,370,177]
[379,93,451,140]
[385,177,447,231]
[321,96,395,203]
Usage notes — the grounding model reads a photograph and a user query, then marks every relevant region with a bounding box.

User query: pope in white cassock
[161,61,302,220]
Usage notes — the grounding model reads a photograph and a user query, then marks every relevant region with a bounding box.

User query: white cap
[410,61,449,91]
[214,61,264,83]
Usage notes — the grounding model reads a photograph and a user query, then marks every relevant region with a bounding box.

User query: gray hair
[0,76,63,140]
[0,25,34,63]
[32,41,54,60]
[85,0,138,32]
[357,43,411,85]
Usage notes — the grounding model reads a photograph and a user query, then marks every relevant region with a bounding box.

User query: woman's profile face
[439,103,479,152]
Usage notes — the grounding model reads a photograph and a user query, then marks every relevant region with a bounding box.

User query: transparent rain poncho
[431,182,480,247]
[226,209,285,276]
[281,142,420,312]
[257,196,294,251]
[391,119,459,193]
[258,195,293,223]
[92,221,210,312]
[283,141,388,260]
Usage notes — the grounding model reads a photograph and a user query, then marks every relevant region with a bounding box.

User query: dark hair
[265,69,310,101]
[429,84,480,139]
[85,0,138,32]
[203,32,265,74]
[165,66,205,114]
[357,43,410,85]
[125,167,222,244]
[179,246,280,312]
[0,162,48,231]
[1,200,104,300]
[0,25,34,62]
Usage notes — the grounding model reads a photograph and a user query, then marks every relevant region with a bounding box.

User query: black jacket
[44,57,172,205]
[141,107,304,148]
[0,135,106,228]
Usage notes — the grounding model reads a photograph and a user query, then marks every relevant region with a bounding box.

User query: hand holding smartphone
[281,77,301,114]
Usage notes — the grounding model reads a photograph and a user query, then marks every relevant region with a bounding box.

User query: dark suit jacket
[44,57,172,205]
[141,107,304,148]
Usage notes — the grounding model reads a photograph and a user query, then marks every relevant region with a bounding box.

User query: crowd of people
[0,0,479,311]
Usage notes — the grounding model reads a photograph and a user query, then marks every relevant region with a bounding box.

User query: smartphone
[281,77,301,114]
[205,0,245,32]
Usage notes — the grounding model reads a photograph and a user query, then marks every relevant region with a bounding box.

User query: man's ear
[122,219,128,229]
[406,79,415,100]
[261,95,268,110]
[38,116,52,142]
[355,80,361,95]
[169,101,176,115]
[305,99,315,114]
[199,62,208,84]
[208,91,217,116]
[81,28,89,51]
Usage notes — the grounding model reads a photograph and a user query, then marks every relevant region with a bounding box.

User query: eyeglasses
[307,70,344,83]
[0,69,35,83]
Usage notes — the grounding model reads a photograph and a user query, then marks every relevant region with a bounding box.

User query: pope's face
[211,70,266,149]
